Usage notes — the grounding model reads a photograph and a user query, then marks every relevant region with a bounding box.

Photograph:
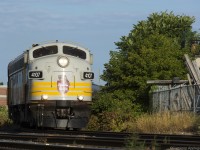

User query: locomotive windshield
[33,45,58,58]
[63,46,86,59]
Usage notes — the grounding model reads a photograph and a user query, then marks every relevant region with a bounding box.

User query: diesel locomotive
[7,41,94,129]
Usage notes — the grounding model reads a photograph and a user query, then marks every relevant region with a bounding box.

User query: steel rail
[0,132,126,149]
[0,140,118,150]
[0,129,200,149]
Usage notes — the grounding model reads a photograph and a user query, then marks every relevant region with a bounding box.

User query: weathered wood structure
[149,54,200,113]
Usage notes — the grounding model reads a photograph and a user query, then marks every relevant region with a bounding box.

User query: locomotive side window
[63,46,86,59]
[33,46,58,58]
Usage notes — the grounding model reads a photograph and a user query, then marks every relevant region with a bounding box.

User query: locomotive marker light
[57,56,69,68]
[41,94,48,100]
[77,95,84,101]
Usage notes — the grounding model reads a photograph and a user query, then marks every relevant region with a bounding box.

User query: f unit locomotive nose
[8,41,94,129]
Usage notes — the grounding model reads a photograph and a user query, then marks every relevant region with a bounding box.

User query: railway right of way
[0,129,200,149]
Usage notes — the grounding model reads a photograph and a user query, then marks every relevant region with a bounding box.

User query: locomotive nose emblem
[57,75,70,94]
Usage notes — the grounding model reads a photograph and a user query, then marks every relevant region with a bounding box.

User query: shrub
[87,111,136,131]
[87,92,142,131]
[92,91,142,117]
[86,115,100,131]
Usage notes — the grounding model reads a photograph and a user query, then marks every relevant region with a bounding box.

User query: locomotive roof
[30,40,90,52]
[8,40,91,66]
[8,51,27,67]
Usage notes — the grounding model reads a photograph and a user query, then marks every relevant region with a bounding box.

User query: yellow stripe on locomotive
[30,81,92,97]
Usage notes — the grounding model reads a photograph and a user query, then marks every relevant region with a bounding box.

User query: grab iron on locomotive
[7,41,94,129]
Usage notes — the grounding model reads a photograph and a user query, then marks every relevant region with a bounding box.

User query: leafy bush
[92,91,142,116]
[87,91,142,131]
[86,115,99,131]
[87,111,136,132]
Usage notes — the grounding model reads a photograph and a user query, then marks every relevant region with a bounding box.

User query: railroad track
[0,129,127,150]
[137,134,200,149]
[0,128,200,149]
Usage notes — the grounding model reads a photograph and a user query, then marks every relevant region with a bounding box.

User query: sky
[0,0,200,85]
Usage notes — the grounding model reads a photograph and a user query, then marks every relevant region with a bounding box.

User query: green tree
[101,11,196,109]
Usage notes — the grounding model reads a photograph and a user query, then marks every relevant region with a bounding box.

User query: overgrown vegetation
[125,134,146,150]
[0,106,12,127]
[88,11,200,135]
[87,92,142,131]
[124,112,200,149]
[87,111,200,133]
[135,112,198,134]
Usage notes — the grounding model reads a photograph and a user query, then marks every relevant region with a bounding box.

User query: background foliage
[89,11,200,132]
[100,11,196,109]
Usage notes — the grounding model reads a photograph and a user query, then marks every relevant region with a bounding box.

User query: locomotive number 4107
[29,71,43,79]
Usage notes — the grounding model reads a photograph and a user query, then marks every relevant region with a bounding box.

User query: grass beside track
[132,111,200,134]
[0,106,12,128]
[1,106,200,135]
[87,111,200,135]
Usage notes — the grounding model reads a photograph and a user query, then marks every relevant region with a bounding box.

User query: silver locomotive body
[7,41,94,129]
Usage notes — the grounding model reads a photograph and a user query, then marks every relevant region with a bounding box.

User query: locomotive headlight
[57,56,69,68]
[42,94,48,100]
[78,95,84,101]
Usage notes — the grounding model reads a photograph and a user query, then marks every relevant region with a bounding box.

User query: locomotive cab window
[33,46,58,58]
[63,46,86,59]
